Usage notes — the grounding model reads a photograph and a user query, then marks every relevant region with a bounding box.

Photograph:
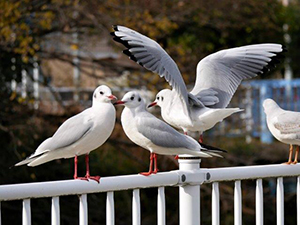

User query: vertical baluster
[276,177,284,225]
[256,179,263,225]
[234,180,242,225]
[79,194,88,225]
[157,187,166,225]
[22,199,31,225]
[297,177,299,225]
[51,197,60,225]
[106,192,114,225]
[132,189,140,225]
[212,182,220,225]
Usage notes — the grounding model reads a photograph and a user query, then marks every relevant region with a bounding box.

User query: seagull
[263,98,299,164]
[111,25,284,142]
[15,85,117,182]
[114,91,225,176]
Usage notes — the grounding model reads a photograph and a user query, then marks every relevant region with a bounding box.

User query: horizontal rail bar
[0,171,181,201]
[202,163,300,183]
[1,164,300,201]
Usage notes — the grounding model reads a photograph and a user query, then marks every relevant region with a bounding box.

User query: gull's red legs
[74,155,88,181]
[292,145,299,164]
[84,154,101,182]
[153,153,158,174]
[140,153,157,176]
[73,154,100,183]
[283,144,293,165]
[199,134,203,143]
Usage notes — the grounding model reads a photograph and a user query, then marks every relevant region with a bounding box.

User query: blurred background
[1,0,300,224]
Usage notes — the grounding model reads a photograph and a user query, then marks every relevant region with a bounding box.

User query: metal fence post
[178,157,201,225]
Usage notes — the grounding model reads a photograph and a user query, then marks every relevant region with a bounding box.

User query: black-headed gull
[111,25,284,142]
[263,98,299,164]
[15,85,117,182]
[114,91,225,176]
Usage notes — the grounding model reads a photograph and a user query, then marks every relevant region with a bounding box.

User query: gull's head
[93,85,117,104]
[114,91,144,109]
[148,89,172,109]
[263,98,279,114]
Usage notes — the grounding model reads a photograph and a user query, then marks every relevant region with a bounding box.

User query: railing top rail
[0,171,181,201]
[1,163,299,201]
[201,163,300,184]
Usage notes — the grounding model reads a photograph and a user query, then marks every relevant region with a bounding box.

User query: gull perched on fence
[15,85,117,182]
[111,25,284,142]
[263,98,299,164]
[114,91,225,176]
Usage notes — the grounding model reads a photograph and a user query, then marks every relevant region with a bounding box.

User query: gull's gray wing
[36,109,94,153]
[190,44,284,108]
[111,25,194,113]
[136,112,199,150]
[273,111,300,135]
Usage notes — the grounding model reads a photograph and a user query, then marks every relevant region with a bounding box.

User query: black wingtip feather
[200,142,227,153]
[113,37,131,49]
[258,47,286,76]
[123,49,131,57]
[112,25,119,31]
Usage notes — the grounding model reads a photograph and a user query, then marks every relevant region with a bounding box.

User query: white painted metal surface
[132,189,140,225]
[0,171,180,201]
[276,177,284,225]
[1,163,300,224]
[178,158,201,225]
[106,192,114,225]
[202,163,300,183]
[157,187,166,225]
[212,182,220,225]
[297,176,300,225]
[234,180,242,225]
[22,199,31,225]
[51,197,60,225]
[255,179,263,225]
[79,194,88,225]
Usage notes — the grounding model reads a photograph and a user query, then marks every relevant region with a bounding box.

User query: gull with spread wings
[111,25,284,142]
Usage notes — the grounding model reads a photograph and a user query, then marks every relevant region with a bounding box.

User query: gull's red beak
[147,102,157,108]
[107,95,117,100]
[114,100,125,105]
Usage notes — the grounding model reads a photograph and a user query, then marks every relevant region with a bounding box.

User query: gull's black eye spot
[161,97,164,101]
[157,96,160,100]
[138,97,141,102]
[130,96,134,101]
[100,91,104,95]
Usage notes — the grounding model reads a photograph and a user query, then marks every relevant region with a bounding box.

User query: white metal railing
[0,162,300,225]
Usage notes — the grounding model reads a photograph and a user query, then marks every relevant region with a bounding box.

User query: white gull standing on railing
[263,98,300,164]
[114,91,225,176]
[15,85,117,182]
[111,25,284,142]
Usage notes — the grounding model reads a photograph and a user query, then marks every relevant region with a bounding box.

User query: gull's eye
[157,96,160,100]
[130,96,134,101]
[100,91,104,95]
[161,97,164,101]
[138,97,141,102]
